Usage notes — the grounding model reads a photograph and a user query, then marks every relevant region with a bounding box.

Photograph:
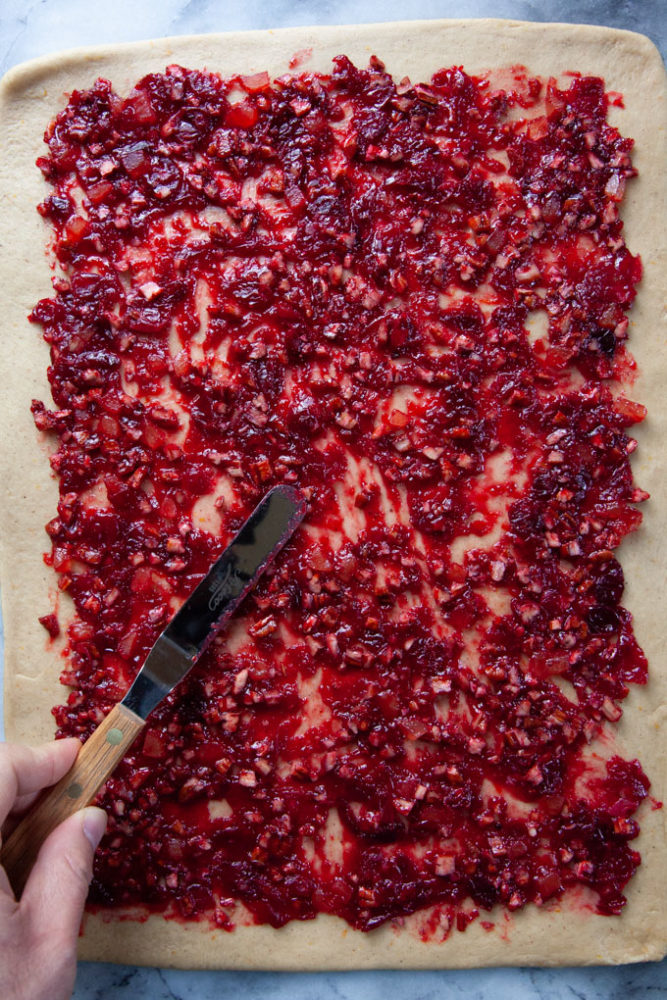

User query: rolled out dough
[0,19,665,969]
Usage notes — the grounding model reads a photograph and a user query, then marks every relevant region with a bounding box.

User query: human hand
[0,738,107,1000]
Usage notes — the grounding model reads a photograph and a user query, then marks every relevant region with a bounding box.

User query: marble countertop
[0,1,664,997]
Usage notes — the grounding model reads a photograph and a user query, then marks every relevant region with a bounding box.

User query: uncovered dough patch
[0,19,665,970]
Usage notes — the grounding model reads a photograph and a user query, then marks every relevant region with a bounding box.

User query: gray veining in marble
[72,960,667,999]
[0,0,664,997]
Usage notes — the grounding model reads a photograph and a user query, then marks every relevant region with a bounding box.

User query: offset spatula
[0,484,306,898]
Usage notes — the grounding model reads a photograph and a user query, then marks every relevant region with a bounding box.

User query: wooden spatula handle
[0,702,144,898]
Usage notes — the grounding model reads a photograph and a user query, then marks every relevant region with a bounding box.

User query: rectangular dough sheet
[0,18,665,969]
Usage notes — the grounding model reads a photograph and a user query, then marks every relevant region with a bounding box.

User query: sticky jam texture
[31,57,652,934]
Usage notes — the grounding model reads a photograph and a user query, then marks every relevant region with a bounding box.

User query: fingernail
[83,807,108,850]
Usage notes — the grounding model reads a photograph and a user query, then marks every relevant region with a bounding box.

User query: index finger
[0,739,81,826]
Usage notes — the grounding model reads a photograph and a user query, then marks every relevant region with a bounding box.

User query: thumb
[21,807,107,947]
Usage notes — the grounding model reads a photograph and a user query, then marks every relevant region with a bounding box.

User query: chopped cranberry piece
[240,72,271,94]
[225,100,259,129]
[38,613,60,639]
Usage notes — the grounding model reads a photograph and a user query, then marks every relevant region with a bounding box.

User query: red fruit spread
[31,56,652,934]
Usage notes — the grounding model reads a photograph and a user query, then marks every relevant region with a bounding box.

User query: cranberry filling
[30,57,652,933]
